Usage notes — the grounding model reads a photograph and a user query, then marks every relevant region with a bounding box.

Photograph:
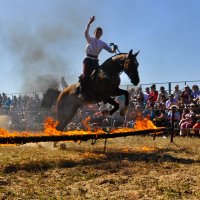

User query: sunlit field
[1,135,200,200]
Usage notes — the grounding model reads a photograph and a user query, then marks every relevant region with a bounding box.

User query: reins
[110,43,124,76]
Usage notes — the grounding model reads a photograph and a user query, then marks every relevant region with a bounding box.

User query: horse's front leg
[113,88,129,116]
[102,97,119,115]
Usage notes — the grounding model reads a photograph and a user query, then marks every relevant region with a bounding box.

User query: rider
[79,16,118,98]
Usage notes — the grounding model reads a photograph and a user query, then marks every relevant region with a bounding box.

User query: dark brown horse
[42,50,140,131]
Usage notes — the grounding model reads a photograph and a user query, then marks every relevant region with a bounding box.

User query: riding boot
[78,77,87,98]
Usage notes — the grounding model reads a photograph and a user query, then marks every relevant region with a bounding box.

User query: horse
[41,49,140,131]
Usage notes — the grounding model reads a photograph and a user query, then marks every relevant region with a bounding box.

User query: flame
[111,117,157,133]
[0,116,159,140]
[138,146,159,152]
[82,116,91,131]
[135,117,157,130]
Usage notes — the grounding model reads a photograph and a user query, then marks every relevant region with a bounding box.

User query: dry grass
[1,136,200,199]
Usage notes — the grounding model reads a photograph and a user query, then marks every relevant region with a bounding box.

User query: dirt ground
[1,136,200,200]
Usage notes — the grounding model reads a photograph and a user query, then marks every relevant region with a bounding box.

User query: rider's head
[94,27,103,39]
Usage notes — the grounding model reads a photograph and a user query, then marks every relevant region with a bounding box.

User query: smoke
[0,0,104,93]
[0,115,11,129]
[1,8,87,92]
[5,22,78,92]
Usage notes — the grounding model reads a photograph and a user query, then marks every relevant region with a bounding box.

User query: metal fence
[3,80,200,100]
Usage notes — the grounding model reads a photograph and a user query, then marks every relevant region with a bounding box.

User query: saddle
[78,69,109,100]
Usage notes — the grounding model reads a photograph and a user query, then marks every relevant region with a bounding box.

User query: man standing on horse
[79,16,118,98]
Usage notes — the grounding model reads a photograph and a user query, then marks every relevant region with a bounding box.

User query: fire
[82,116,91,131]
[138,146,159,153]
[0,116,159,142]
[111,117,157,133]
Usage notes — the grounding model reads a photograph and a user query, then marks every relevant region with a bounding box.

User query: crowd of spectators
[0,92,52,130]
[127,84,200,136]
[0,83,200,135]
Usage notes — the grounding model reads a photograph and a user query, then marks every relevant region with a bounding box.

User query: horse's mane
[112,53,127,61]
[101,53,127,67]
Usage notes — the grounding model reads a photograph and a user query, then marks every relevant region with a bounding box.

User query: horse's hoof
[102,110,109,115]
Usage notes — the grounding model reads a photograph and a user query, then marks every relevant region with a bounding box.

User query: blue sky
[0,0,200,93]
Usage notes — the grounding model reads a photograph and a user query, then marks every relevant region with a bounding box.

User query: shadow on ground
[3,147,199,174]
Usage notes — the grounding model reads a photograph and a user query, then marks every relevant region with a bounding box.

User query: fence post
[168,82,171,95]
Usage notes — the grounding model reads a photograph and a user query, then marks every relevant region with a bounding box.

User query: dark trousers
[83,58,99,78]
[80,58,99,95]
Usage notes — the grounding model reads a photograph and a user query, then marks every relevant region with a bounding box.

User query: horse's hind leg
[102,98,119,115]
[56,118,69,131]
[113,88,129,116]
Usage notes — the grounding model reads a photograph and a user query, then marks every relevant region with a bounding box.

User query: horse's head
[123,50,140,86]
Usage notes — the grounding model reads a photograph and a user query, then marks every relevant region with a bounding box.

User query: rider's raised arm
[85,16,95,43]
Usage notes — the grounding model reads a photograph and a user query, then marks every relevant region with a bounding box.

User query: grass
[1,136,200,199]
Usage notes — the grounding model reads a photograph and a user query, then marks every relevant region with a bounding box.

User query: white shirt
[85,26,113,58]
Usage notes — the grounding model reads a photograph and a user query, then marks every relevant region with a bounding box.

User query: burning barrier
[0,117,166,145]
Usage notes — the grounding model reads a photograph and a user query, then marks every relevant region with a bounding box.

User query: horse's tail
[41,88,61,108]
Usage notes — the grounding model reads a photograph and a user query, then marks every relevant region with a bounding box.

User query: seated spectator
[143,87,150,104]
[177,94,186,109]
[12,95,18,109]
[192,119,200,135]
[2,93,7,106]
[142,104,155,120]
[167,105,181,128]
[124,105,142,128]
[158,94,168,105]
[179,105,196,136]
[188,95,197,106]
[181,85,192,105]
[131,87,144,102]
[165,94,178,109]
[128,87,135,101]
[157,86,169,103]
[172,84,182,100]
[133,94,145,110]
[3,97,12,111]
[0,93,2,107]
[191,85,200,99]
[153,102,169,127]
[148,84,158,107]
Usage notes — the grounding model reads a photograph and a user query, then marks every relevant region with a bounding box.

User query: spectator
[125,104,142,128]
[153,102,168,127]
[142,104,155,120]
[165,94,178,109]
[133,94,145,110]
[4,97,12,111]
[181,85,192,105]
[172,84,182,100]
[143,87,150,104]
[167,105,181,128]
[148,84,158,106]
[157,86,169,103]
[0,93,3,107]
[188,95,197,106]
[179,105,196,136]
[191,85,200,99]
[159,94,168,106]
[2,93,7,106]
[193,119,200,135]
[61,77,68,89]
[131,87,144,102]
[12,95,18,109]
